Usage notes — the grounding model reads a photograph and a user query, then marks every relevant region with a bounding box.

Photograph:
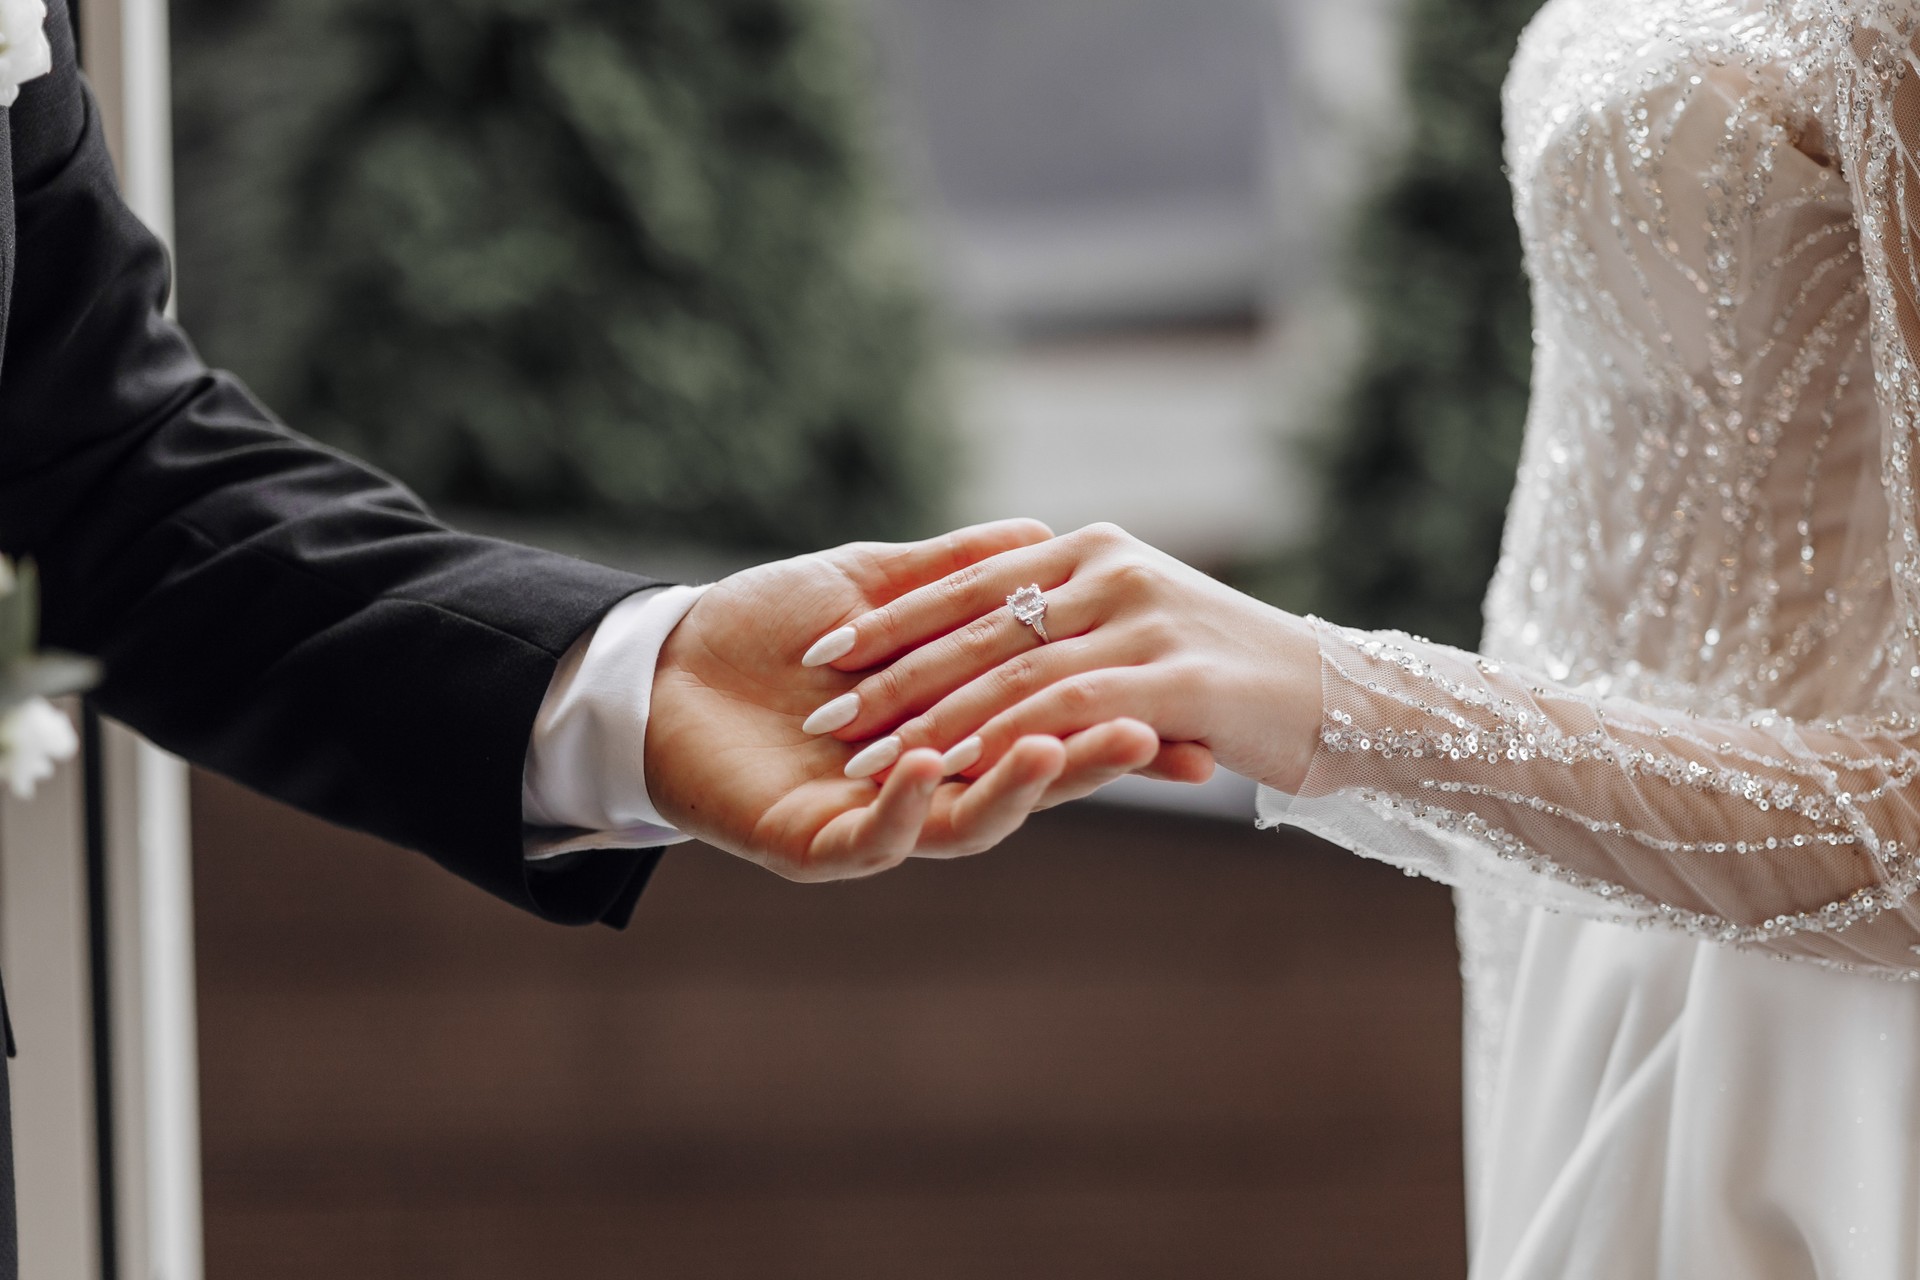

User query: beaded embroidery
[1273,0,1920,978]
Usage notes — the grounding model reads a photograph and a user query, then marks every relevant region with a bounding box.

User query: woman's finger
[807,747,945,876]
[804,525,1127,671]
[805,577,1112,743]
[847,624,1160,771]
[835,630,1131,778]
[1032,718,1164,809]
[803,520,1057,668]
[832,518,1056,604]
[947,668,1187,781]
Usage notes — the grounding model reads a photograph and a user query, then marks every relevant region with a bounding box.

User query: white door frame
[0,1,203,1276]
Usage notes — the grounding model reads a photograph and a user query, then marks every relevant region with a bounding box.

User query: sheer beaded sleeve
[1254,0,1920,977]
[1261,618,1920,971]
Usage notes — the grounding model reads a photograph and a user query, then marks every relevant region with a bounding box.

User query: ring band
[1007,583,1050,644]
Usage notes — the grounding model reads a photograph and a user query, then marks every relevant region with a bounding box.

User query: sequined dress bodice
[1258,2,1920,1270]
[1491,0,1898,722]
[1260,0,1920,972]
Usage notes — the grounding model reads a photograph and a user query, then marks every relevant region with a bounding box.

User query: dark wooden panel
[192,770,1467,1279]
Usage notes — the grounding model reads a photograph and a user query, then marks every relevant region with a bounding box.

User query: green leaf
[15,560,37,659]
[0,652,102,712]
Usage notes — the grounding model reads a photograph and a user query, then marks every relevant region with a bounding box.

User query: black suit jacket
[0,0,668,928]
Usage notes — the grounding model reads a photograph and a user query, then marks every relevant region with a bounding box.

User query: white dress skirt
[1260,0,1920,1272]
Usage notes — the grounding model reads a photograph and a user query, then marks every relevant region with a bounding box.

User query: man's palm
[642,521,1164,880]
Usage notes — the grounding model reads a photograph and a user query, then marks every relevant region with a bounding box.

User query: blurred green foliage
[171,0,949,550]
[1241,0,1540,648]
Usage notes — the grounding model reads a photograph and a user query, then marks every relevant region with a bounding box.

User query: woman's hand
[644,519,1195,883]
[792,523,1324,793]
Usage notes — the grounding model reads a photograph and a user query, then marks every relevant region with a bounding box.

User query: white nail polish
[802,626,857,668]
[802,692,860,735]
[844,736,902,780]
[940,736,983,775]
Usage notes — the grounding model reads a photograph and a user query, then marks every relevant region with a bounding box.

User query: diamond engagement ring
[1007,583,1050,643]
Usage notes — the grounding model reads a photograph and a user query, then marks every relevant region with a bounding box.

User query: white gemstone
[1007,585,1046,622]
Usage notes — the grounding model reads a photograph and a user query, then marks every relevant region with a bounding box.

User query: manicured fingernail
[802,692,861,735]
[802,626,857,667]
[940,736,983,775]
[844,736,902,779]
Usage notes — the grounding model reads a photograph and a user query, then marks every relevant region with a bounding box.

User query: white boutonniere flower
[0,557,96,799]
[0,695,75,798]
[0,0,50,109]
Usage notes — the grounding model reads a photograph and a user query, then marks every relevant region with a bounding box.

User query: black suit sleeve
[0,0,666,926]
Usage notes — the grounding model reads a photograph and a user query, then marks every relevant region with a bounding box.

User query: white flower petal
[0,697,77,799]
[0,0,51,108]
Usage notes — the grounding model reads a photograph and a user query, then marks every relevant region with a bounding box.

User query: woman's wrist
[1252,607,1323,794]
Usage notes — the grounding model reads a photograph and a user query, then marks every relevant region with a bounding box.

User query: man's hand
[643,520,1195,881]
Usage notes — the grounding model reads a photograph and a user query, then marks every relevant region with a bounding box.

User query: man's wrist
[640,586,714,835]
[520,583,711,840]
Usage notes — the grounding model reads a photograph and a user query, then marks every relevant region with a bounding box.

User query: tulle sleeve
[1260,617,1920,971]
[1255,0,1920,977]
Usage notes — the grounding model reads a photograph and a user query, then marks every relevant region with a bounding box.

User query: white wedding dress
[1258,0,1920,1274]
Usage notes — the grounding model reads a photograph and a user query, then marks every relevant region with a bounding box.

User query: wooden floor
[192,771,1468,1279]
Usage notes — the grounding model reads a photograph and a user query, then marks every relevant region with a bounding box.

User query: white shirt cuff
[521,583,711,860]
